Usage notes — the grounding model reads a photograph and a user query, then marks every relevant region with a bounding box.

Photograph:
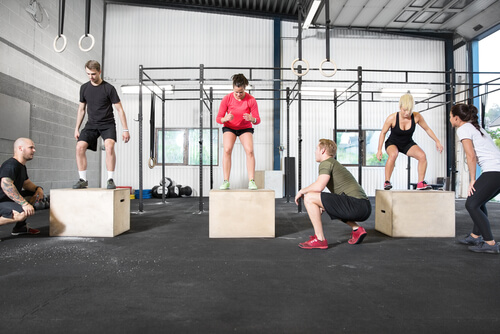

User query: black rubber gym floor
[1,197,499,333]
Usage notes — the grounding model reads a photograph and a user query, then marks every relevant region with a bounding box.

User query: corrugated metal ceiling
[106,0,500,40]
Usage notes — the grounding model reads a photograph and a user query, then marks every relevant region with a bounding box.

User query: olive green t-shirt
[318,157,368,200]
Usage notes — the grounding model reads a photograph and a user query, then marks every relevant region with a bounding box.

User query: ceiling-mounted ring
[319,59,338,77]
[53,35,67,53]
[78,34,95,52]
[148,157,156,169]
[291,58,310,77]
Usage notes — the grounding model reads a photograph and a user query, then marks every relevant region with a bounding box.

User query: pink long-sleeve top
[216,92,260,130]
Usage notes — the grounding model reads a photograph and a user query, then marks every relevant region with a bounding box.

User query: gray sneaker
[458,234,483,246]
[107,178,116,189]
[468,242,500,254]
[73,178,88,189]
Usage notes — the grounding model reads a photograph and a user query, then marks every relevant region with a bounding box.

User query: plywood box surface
[375,190,455,237]
[50,188,130,237]
[209,189,275,238]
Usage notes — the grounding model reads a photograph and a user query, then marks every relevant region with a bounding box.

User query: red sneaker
[348,227,367,245]
[416,181,431,190]
[299,235,328,249]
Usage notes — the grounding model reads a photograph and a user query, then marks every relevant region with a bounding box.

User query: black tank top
[388,112,416,144]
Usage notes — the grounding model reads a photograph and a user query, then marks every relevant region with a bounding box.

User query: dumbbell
[179,186,192,197]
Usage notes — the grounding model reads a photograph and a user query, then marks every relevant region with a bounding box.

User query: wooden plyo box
[50,188,130,237]
[209,189,275,238]
[254,170,283,198]
[375,190,455,237]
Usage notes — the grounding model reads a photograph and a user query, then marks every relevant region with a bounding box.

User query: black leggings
[465,172,500,241]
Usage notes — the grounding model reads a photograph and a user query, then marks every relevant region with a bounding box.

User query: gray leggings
[465,172,500,241]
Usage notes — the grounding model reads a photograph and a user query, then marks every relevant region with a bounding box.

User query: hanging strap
[148,93,156,169]
[53,0,67,53]
[79,0,95,52]
[320,0,337,77]
[291,1,309,77]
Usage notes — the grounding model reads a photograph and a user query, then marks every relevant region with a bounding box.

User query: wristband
[123,129,129,132]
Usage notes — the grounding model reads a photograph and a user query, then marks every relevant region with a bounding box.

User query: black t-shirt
[80,80,120,129]
[0,158,28,202]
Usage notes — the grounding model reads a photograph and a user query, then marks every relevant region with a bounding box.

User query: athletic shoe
[12,225,40,236]
[458,234,483,246]
[416,181,432,190]
[299,235,328,249]
[384,181,392,190]
[219,180,230,190]
[107,178,116,189]
[248,179,258,190]
[72,178,88,189]
[348,226,367,245]
[468,242,500,254]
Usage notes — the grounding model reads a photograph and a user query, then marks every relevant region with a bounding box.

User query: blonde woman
[377,93,443,190]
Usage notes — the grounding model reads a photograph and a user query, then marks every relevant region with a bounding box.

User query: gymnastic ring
[53,35,67,53]
[148,157,156,169]
[319,59,338,78]
[291,58,310,77]
[79,34,95,52]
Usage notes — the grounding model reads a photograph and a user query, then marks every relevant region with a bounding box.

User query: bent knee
[304,192,321,205]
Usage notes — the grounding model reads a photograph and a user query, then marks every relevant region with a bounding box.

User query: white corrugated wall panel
[281,23,447,196]
[453,45,470,198]
[103,5,274,195]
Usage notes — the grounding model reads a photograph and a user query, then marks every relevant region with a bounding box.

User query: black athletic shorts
[320,192,372,223]
[78,125,117,151]
[222,127,254,136]
[0,201,23,218]
[385,139,417,155]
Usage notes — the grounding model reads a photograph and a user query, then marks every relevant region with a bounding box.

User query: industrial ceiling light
[302,0,322,30]
[380,88,432,98]
[300,86,348,96]
[202,84,254,91]
[121,85,174,95]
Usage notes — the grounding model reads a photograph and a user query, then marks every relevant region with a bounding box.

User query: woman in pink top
[216,74,261,190]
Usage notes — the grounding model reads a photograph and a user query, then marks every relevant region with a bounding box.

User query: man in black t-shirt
[73,60,130,190]
[0,138,43,236]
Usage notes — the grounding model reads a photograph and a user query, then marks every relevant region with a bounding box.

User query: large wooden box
[50,188,130,237]
[209,189,275,238]
[375,190,455,237]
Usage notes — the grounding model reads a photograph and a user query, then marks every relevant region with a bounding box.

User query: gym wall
[0,0,105,192]
[281,23,448,196]
[104,4,275,194]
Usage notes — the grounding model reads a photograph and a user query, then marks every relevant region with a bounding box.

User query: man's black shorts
[222,127,254,137]
[0,201,23,218]
[78,125,117,151]
[320,192,371,223]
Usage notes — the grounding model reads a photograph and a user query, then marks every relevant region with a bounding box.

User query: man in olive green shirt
[295,139,371,249]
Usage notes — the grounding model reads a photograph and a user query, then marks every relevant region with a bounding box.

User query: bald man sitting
[0,138,43,237]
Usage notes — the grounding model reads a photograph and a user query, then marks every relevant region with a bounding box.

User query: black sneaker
[468,242,500,254]
[73,179,88,189]
[12,225,40,236]
[107,178,116,189]
[458,234,483,246]
[384,181,392,190]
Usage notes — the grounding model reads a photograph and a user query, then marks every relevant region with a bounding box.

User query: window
[156,128,219,166]
[365,130,388,166]
[335,131,358,165]
[334,130,388,166]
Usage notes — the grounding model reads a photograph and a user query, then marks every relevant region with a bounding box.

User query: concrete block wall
[0,0,105,192]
